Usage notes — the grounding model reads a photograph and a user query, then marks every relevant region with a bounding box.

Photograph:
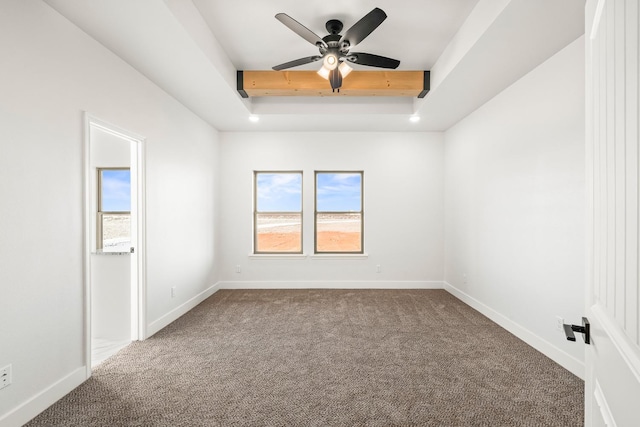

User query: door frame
[83,113,147,377]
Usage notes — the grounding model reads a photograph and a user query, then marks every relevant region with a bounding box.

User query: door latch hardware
[563,317,590,345]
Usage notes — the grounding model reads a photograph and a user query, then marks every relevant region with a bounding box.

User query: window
[254,171,303,253]
[315,171,363,254]
[97,168,131,252]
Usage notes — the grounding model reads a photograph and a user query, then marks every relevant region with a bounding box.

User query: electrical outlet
[235,265,241,273]
[376,265,381,273]
[463,273,467,284]
[171,287,176,298]
[0,364,11,390]
[556,316,564,332]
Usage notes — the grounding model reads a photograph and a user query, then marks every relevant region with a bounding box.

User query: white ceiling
[43,0,585,132]
[192,0,479,71]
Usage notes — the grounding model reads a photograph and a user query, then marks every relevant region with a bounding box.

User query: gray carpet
[27,289,584,426]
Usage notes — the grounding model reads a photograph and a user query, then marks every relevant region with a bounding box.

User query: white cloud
[256,172,302,211]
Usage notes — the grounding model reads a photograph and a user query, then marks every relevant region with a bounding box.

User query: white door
[585,0,640,425]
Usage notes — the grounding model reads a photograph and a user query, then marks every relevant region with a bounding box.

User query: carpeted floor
[27,289,584,426]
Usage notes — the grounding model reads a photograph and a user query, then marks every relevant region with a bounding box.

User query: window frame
[253,170,304,255]
[97,167,131,251]
[314,170,364,254]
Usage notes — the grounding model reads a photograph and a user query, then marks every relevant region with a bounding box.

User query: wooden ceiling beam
[237,70,430,98]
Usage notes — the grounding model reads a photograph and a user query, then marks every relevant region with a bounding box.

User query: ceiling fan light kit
[323,54,338,70]
[338,62,353,78]
[317,66,331,80]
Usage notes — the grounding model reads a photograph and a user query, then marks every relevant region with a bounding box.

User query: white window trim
[310,254,369,260]
[248,254,308,260]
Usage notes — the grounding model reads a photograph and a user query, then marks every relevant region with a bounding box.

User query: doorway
[84,114,146,374]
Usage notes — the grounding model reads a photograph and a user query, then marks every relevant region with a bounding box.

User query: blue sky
[101,169,131,211]
[256,172,362,212]
[316,173,362,212]
[256,173,302,212]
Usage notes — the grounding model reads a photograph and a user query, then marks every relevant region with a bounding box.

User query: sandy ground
[103,214,361,252]
[257,231,361,252]
[102,215,131,250]
[256,232,302,252]
[316,231,361,252]
[256,214,362,252]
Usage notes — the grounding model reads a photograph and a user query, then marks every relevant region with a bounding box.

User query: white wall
[443,37,586,375]
[0,1,219,424]
[219,132,444,287]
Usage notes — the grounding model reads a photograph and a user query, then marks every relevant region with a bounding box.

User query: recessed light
[409,115,420,123]
[249,115,259,123]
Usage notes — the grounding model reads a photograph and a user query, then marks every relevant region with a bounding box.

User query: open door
[84,114,146,375]
[584,0,640,425]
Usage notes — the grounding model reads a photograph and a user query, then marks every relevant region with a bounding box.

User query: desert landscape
[256,213,361,252]
[101,214,131,251]
[103,212,362,253]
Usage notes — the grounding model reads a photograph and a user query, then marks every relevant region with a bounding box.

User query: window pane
[316,173,361,212]
[316,213,361,252]
[256,173,302,212]
[102,213,131,252]
[101,169,131,212]
[256,213,302,252]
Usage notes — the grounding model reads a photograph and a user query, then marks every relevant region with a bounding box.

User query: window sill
[92,250,131,256]
[249,254,308,260]
[247,253,369,260]
[310,253,369,260]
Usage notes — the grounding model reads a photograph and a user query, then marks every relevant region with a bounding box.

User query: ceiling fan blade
[275,13,327,48]
[272,55,322,71]
[341,8,387,48]
[348,52,400,69]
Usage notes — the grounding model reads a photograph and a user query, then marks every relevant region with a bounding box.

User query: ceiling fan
[273,7,400,91]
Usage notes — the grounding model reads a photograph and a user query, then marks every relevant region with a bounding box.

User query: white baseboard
[146,283,221,337]
[443,281,585,379]
[217,280,445,289]
[0,366,87,427]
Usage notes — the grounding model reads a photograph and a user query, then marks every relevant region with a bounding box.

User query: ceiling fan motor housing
[322,34,342,47]
[325,19,343,35]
